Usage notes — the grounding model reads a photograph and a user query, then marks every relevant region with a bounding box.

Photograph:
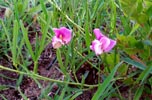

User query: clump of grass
[0,0,152,99]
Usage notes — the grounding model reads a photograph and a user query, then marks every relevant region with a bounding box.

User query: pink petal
[93,28,105,40]
[53,28,61,37]
[99,37,110,50]
[90,40,98,51]
[91,28,117,55]
[52,36,64,49]
[90,39,103,55]
[53,27,72,44]
[104,39,116,52]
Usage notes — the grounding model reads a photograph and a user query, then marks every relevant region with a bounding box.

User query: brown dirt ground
[0,43,99,100]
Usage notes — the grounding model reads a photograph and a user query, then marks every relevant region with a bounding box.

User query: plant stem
[33,61,38,74]
[0,65,98,88]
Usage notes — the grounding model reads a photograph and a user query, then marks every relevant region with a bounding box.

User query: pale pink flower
[52,27,72,49]
[90,28,116,55]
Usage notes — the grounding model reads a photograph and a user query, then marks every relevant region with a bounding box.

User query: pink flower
[52,27,72,49]
[90,28,116,55]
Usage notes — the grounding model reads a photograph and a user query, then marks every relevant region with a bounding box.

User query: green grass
[0,0,152,99]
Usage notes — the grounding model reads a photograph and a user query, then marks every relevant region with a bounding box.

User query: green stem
[74,48,100,70]
[48,0,84,33]
[33,61,38,74]
[0,65,98,88]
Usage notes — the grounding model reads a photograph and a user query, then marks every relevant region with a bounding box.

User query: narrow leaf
[133,85,144,100]
[92,61,123,100]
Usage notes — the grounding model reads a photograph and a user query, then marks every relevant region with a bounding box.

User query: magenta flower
[52,27,72,49]
[90,28,116,55]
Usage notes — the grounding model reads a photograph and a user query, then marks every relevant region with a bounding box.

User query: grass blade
[133,85,144,100]
[56,49,66,74]
[18,87,28,100]
[12,20,19,67]
[136,65,152,84]
[91,0,104,19]
[20,20,35,60]
[121,57,149,72]
[92,61,123,100]
[69,91,83,100]
[0,95,7,100]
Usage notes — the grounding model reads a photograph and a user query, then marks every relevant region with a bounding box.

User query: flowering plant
[90,29,116,55]
[52,27,72,49]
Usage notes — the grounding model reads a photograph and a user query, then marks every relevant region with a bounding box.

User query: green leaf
[18,87,28,100]
[133,85,144,100]
[119,0,150,25]
[0,95,7,100]
[56,49,66,74]
[69,91,83,100]
[136,65,152,84]
[12,20,19,67]
[92,61,123,100]
[20,20,35,60]
[36,12,51,60]
[104,53,120,70]
[149,77,152,86]
[123,77,134,85]
[146,6,152,17]
[40,0,48,19]
[0,85,9,91]
[16,74,23,87]
[91,0,104,19]
[137,13,148,24]
[119,0,138,17]
[118,63,128,76]
[84,0,91,50]
[121,57,150,73]
[129,23,139,36]
[59,79,69,100]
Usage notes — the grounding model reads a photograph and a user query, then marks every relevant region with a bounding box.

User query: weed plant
[0,0,152,99]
